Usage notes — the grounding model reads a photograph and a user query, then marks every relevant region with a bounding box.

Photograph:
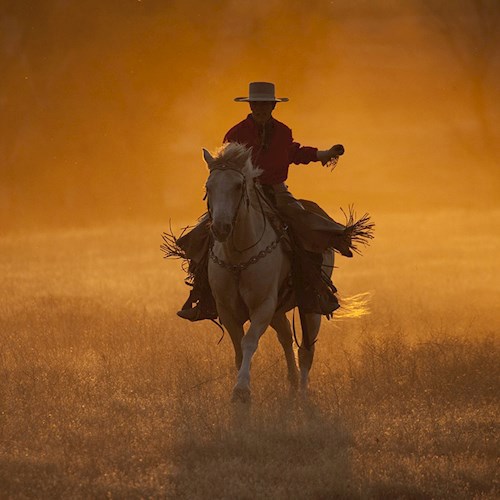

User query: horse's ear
[202,148,215,169]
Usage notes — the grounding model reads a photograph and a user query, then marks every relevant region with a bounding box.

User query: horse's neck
[230,182,272,252]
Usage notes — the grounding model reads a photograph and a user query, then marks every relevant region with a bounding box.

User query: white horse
[203,143,333,402]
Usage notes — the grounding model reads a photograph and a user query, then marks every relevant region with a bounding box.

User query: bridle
[206,166,267,253]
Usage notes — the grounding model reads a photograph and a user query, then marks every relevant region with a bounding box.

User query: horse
[203,142,334,402]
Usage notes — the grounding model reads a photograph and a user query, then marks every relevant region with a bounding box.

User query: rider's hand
[317,144,345,165]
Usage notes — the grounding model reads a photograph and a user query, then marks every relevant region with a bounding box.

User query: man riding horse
[173,81,371,322]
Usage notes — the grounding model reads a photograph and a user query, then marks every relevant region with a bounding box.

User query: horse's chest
[208,250,288,296]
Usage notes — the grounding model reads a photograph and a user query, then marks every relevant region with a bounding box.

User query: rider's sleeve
[288,129,318,165]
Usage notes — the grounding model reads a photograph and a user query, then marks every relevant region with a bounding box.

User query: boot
[177,290,218,322]
[294,249,340,317]
[177,304,217,322]
[176,260,218,322]
[300,278,340,316]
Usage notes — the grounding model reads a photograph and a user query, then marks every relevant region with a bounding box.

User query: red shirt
[223,114,318,185]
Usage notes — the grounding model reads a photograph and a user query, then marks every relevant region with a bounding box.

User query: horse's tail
[336,291,373,319]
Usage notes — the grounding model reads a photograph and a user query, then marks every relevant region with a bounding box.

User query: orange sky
[1,0,499,230]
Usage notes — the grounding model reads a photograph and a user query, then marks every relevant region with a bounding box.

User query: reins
[231,179,267,253]
[207,166,268,254]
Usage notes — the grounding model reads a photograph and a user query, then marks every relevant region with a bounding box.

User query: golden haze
[0,2,499,497]
[1,0,499,229]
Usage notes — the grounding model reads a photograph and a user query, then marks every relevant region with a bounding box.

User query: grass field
[0,210,499,498]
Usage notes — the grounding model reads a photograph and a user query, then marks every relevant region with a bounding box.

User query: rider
[175,81,356,322]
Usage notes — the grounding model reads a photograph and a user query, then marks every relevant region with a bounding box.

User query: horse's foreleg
[233,299,276,403]
[298,313,321,393]
[270,312,299,391]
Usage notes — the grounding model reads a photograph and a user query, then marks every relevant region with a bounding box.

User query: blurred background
[1,0,499,231]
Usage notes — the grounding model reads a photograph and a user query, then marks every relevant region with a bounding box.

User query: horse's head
[203,143,259,243]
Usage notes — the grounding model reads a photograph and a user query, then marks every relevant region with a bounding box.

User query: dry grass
[0,211,499,498]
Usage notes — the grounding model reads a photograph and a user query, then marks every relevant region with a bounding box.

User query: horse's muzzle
[211,221,232,242]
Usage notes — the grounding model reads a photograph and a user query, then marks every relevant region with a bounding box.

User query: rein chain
[209,233,286,278]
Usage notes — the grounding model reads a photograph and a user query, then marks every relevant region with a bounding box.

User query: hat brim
[234,97,289,102]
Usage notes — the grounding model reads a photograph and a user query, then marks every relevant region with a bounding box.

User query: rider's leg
[269,184,341,316]
[177,254,218,321]
[271,183,353,257]
[176,218,218,322]
[292,247,340,317]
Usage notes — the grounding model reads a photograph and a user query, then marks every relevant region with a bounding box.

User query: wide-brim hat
[234,82,289,102]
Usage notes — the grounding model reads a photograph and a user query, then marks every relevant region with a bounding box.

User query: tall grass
[0,214,498,498]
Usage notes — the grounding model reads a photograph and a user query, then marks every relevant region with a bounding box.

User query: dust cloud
[1,2,500,496]
[1,0,499,230]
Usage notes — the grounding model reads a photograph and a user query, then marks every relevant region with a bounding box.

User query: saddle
[258,185,340,319]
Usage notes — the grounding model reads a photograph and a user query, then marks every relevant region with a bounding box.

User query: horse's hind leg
[270,312,299,391]
[298,313,321,393]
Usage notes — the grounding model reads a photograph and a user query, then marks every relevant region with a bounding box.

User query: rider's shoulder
[272,118,292,135]
[225,115,253,137]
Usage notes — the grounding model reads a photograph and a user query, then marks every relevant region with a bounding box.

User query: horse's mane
[211,142,262,179]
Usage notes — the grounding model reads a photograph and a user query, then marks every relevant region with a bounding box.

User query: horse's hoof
[232,387,251,404]
[299,381,310,400]
[288,372,299,391]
